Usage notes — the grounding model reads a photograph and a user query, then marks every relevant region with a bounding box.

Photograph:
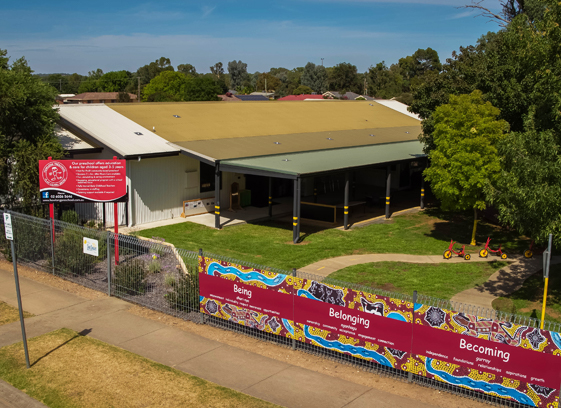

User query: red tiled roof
[278,94,324,101]
[67,92,137,101]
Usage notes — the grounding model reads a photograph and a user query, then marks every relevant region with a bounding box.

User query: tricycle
[479,237,507,259]
[444,240,471,260]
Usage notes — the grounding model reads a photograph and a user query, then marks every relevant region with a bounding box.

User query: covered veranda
[216,140,427,243]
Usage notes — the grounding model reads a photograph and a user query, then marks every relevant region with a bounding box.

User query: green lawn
[138,209,529,270]
[327,261,508,299]
[493,264,561,324]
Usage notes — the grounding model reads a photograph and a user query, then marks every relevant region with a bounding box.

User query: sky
[0,0,501,75]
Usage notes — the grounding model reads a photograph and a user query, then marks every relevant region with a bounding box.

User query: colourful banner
[412,304,561,407]
[198,257,294,338]
[197,256,561,406]
[39,159,127,203]
[293,277,414,371]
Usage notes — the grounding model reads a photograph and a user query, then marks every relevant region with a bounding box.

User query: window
[200,162,221,193]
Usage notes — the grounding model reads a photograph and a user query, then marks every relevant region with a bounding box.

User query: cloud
[201,6,216,18]
[449,10,477,19]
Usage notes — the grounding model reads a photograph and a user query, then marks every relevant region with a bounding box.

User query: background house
[65,92,138,104]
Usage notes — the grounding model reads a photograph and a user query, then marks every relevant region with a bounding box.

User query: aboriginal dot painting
[293,277,414,370]
[413,304,561,407]
[198,257,294,338]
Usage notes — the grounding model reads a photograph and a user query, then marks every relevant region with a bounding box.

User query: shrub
[54,229,96,276]
[13,218,51,264]
[61,210,80,225]
[164,273,176,287]
[165,271,199,312]
[149,260,161,274]
[114,259,147,295]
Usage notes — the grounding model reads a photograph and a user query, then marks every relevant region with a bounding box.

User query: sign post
[540,234,553,330]
[4,213,30,369]
[113,156,119,265]
[39,158,127,266]
[47,157,55,244]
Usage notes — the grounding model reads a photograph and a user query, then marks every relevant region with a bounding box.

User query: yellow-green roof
[108,101,421,161]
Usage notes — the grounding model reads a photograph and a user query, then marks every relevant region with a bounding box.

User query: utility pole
[59,79,62,93]
[265,78,267,94]
[364,77,367,96]
[137,77,141,102]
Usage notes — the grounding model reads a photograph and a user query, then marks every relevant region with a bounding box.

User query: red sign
[294,295,412,352]
[412,324,561,389]
[39,160,127,203]
[199,273,293,321]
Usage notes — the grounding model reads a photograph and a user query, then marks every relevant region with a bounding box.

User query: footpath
[300,253,561,310]
[0,263,459,408]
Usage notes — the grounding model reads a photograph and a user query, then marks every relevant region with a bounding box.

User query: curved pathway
[299,253,561,310]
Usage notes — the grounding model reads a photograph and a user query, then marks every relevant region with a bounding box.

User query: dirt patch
[284,241,310,245]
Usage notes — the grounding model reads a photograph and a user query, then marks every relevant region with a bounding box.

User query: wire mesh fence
[0,210,558,408]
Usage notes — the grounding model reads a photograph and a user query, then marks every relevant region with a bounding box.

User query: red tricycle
[479,237,507,259]
[444,240,471,260]
[524,240,545,259]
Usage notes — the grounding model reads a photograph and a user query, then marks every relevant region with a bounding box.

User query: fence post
[107,232,112,296]
[292,268,297,351]
[408,290,418,383]
[49,219,55,275]
[199,248,205,324]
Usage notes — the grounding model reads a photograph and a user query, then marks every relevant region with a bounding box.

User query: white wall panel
[130,154,201,226]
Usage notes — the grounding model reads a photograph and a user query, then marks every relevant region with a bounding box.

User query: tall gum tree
[424,91,508,245]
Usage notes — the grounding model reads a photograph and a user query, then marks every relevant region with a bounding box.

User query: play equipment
[444,240,471,260]
[524,240,545,259]
[479,237,507,259]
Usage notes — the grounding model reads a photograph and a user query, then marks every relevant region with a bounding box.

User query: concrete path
[0,379,47,408]
[0,267,437,408]
[299,253,561,310]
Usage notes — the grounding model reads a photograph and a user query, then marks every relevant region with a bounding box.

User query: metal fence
[0,210,558,408]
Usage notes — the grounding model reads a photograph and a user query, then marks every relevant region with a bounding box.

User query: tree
[136,57,174,88]
[116,92,131,102]
[462,0,545,26]
[487,121,561,246]
[292,85,314,95]
[0,49,64,210]
[256,73,282,92]
[301,62,328,93]
[182,77,220,101]
[98,70,131,92]
[424,91,508,244]
[367,62,403,99]
[328,62,361,93]
[177,64,197,76]
[227,60,248,90]
[409,32,498,153]
[142,71,189,102]
[210,62,224,79]
[399,48,441,80]
[78,68,104,93]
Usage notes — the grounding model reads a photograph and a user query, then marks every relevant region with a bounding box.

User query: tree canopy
[227,60,248,90]
[0,49,64,209]
[301,62,328,94]
[424,91,508,240]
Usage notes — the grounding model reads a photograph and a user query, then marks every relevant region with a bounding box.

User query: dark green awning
[220,140,425,178]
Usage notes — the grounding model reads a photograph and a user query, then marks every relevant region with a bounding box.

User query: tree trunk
[470,208,478,246]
